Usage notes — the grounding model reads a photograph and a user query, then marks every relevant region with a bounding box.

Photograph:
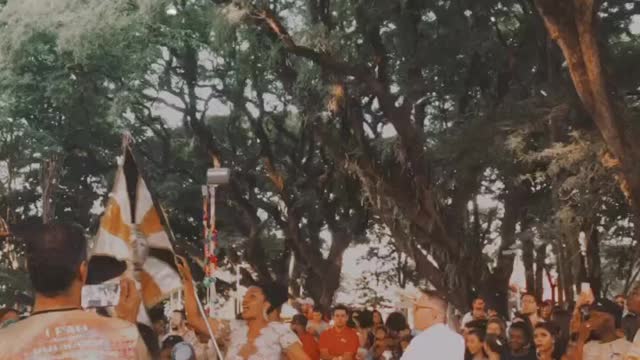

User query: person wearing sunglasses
[400,289,464,359]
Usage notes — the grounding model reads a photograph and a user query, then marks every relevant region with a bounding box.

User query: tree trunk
[42,155,62,224]
[301,231,351,311]
[534,0,640,216]
[555,241,565,304]
[586,224,602,296]
[522,236,535,293]
[562,245,576,303]
[486,184,525,317]
[535,244,546,301]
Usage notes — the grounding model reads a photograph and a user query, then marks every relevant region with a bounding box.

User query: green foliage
[0,265,29,306]
[1,0,639,306]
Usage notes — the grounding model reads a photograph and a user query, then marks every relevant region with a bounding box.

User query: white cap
[299,297,315,306]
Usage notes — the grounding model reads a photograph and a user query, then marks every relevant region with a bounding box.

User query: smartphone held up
[81,283,121,309]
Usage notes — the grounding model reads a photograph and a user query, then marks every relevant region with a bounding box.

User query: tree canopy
[0,0,638,311]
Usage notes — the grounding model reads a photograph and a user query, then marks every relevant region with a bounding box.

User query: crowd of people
[2,223,640,359]
[453,291,640,360]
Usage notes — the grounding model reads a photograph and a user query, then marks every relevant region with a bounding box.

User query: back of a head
[422,289,448,317]
[356,309,374,328]
[259,281,289,313]
[386,311,409,332]
[292,314,308,328]
[24,223,87,297]
[465,319,488,332]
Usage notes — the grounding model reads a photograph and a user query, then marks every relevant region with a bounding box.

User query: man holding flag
[0,139,186,358]
[0,224,149,359]
[90,141,183,324]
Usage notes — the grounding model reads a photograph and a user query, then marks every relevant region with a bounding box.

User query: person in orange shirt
[292,314,320,360]
[319,304,360,360]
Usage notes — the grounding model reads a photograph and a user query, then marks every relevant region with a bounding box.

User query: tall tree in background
[535,0,640,219]
[219,0,639,309]
[219,0,550,310]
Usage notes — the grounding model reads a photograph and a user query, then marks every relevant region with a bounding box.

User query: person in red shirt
[319,304,360,360]
[292,314,320,360]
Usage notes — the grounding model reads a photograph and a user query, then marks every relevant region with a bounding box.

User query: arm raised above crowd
[175,256,226,339]
[115,277,141,324]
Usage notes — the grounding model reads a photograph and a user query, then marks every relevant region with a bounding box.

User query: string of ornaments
[202,184,220,315]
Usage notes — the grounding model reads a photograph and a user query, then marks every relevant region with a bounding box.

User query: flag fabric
[92,145,182,310]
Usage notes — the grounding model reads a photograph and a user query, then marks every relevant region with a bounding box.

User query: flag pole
[121,133,146,285]
[198,157,229,360]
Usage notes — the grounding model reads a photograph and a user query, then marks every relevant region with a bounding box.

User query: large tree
[212,0,639,310]
[535,0,640,220]
[1,0,638,311]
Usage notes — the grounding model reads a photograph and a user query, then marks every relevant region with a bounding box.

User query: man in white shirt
[461,297,487,327]
[401,289,464,360]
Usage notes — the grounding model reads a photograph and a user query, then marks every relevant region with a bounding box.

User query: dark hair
[534,321,565,358]
[472,296,485,304]
[534,321,559,336]
[509,321,532,343]
[332,304,350,316]
[521,292,537,302]
[138,323,160,357]
[464,329,486,360]
[622,313,640,341]
[24,224,87,297]
[487,317,506,335]
[292,314,308,327]
[162,335,184,350]
[372,310,384,324]
[355,309,374,328]
[257,282,289,314]
[550,308,571,344]
[385,312,409,332]
[465,319,488,332]
[149,306,167,323]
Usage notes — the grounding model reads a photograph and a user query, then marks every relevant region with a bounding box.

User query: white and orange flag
[92,146,182,311]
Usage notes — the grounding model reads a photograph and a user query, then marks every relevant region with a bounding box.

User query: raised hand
[175,255,194,283]
[115,277,141,324]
